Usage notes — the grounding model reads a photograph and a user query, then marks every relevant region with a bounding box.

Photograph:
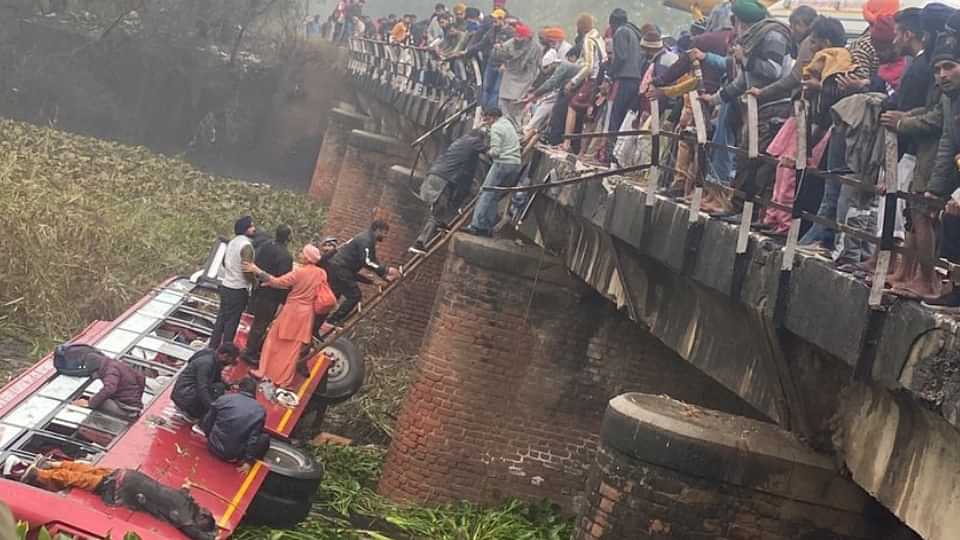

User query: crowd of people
[327,0,960,312]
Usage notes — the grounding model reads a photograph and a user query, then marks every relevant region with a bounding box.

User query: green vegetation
[237,445,574,540]
[0,118,325,356]
[0,119,573,539]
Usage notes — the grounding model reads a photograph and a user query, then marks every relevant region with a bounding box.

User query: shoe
[462,226,492,238]
[192,425,206,437]
[2,456,22,477]
[408,245,427,256]
[922,289,960,312]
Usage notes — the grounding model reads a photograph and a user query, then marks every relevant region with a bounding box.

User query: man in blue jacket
[200,378,270,472]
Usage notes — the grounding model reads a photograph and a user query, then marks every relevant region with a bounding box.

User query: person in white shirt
[209,216,256,349]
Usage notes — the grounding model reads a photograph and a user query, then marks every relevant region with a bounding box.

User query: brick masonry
[379,235,765,511]
[574,393,917,540]
[366,165,437,352]
[308,108,369,205]
[321,129,406,244]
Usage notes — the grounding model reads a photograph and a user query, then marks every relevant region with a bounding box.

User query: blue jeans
[481,65,502,110]
[708,102,735,185]
[800,127,848,247]
[471,161,522,232]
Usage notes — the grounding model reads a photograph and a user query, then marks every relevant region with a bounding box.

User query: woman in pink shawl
[761,118,832,235]
[244,245,329,389]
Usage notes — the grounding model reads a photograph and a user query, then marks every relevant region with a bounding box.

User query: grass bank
[0,118,325,358]
[237,445,573,540]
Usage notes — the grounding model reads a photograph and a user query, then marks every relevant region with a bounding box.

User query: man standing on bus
[209,216,256,350]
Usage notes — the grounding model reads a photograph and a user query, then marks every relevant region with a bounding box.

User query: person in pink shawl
[244,245,331,389]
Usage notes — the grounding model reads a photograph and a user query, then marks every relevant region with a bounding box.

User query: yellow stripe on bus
[276,352,327,433]
[217,460,263,528]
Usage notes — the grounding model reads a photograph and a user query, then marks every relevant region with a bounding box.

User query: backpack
[53,343,106,377]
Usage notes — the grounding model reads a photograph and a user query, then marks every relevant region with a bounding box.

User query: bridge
[308,40,960,540]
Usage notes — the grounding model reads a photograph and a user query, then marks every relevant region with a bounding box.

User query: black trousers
[942,213,960,264]
[325,266,362,324]
[172,383,225,419]
[244,290,282,359]
[546,91,571,145]
[209,286,248,349]
[608,78,640,141]
[733,103,791,209]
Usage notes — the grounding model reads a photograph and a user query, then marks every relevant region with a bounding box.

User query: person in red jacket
[73,357,146,420]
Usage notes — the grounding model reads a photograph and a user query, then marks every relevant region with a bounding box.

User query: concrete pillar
[308,108,369,205]
[574,393,878,540]
[321,130,408,242]
[379,235,759,511]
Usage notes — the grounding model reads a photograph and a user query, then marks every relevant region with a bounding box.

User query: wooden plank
[689,91,707,144]
[747,95,759,158]
[647,99,660,207]
[737,201,753,254]
[781,219,801,271]
[795,100,807,171]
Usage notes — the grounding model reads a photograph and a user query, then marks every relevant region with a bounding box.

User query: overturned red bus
[0,246,365,539]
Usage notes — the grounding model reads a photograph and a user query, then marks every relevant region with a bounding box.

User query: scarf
[741,18,790,58]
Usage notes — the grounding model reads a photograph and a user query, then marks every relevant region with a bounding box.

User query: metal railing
[345,36,957,316]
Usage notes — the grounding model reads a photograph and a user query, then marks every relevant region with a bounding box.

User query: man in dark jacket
[921,33,960,310]
[200,378,269,470]
[243,225,293,364]
[608,8,645,150]
[412,129,490,252]
[172,344,240,421]
[325,219,400,325]
[73,357,145,420]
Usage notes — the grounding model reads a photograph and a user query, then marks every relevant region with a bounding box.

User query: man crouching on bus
[199,377,270,473]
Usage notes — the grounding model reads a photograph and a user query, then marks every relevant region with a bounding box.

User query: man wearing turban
[209,216,256,350]
[492,22,541,127]
[709,0,792,212]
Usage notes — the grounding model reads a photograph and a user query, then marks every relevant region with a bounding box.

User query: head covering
[514,22,533,39]
[920,3,955,34]
[319,236,338,246]
[731,0,768,24]
[453,3,466,16]
[803,47,856,81]
[234,215,253,235]
[933,31,960,63]
[302,244,322,264]
[609,8,628,26]
[870,14,896,44]
[491,8,506,19]
[863,0,899,25]
[640,31,664,49]
[543,27,566,41]
[576,13,595,33]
